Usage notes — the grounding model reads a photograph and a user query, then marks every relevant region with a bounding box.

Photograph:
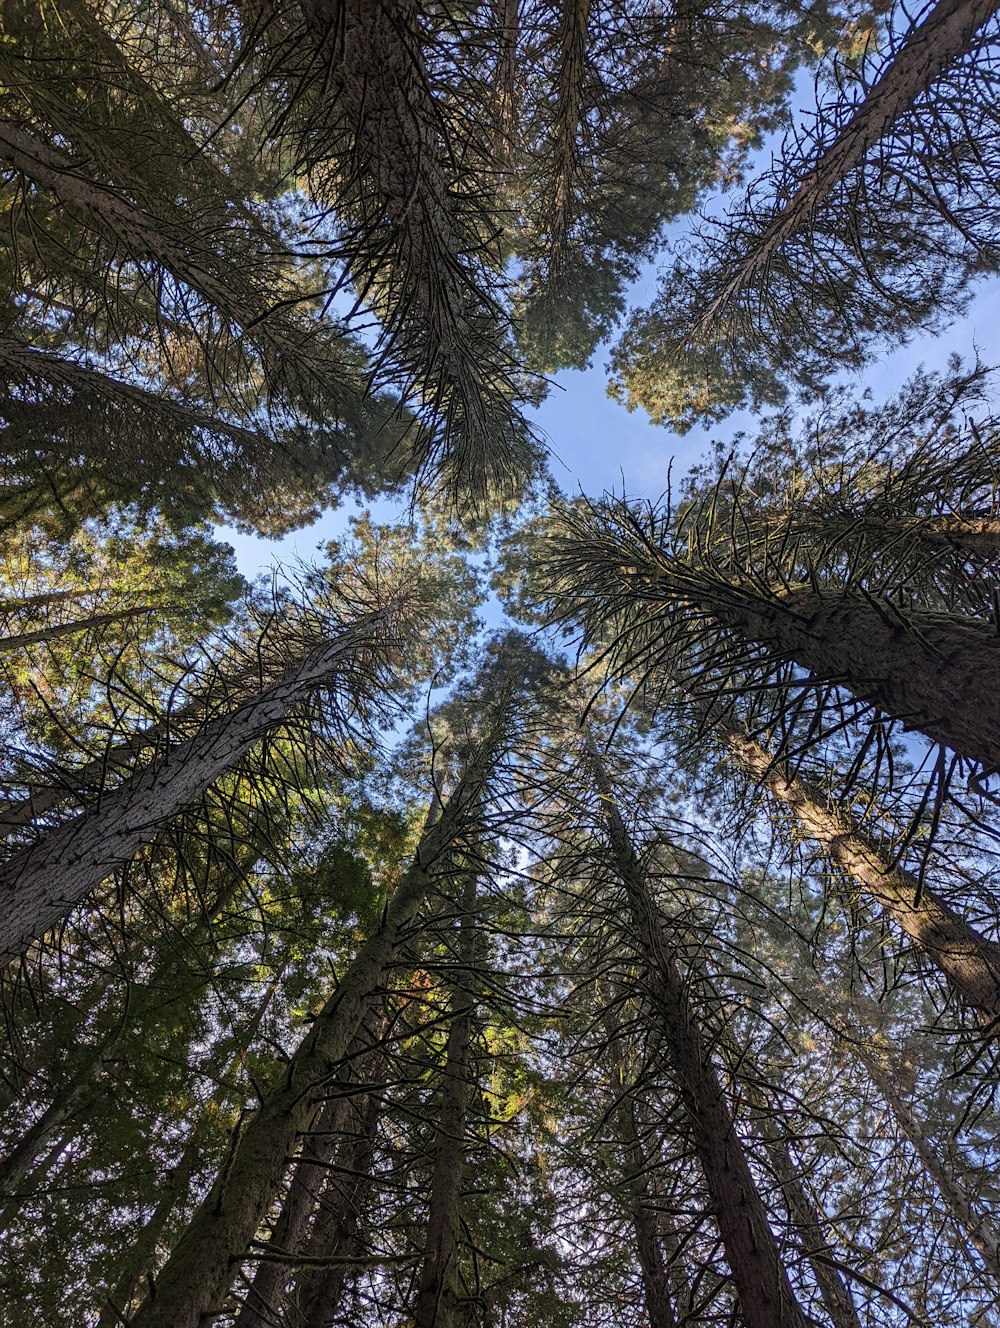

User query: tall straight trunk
[95,1122,201,1328]
[858,1045,1000,1284]
[694,0,999,333]
[233,1095,346,1328]
[689,573,1000,768]
[567,507,1000,767]
[294,1072,385,1328]
[0,603,159,652]
[603,1025,678,1328]
[547,0,590,284]
[0,610,390,965]
[234,1023,385,1328]
[2,833,258,1107]
[491,0,520,164]
[721,720,1000,1020]
[585,736,808,1328]
[0,124,309,366]
[412,873,480,1328]
[754,1113,862,1328]
[129,727,506,1328]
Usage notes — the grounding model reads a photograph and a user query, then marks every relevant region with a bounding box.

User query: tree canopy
[4,4,1000,1327]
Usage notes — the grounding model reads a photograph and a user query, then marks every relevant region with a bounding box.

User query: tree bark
[693,0,1000,333]
[233,1094,351,1328]
[610,542,1000,768]
[0,334,273,452]
[411,873,480,1328]
[0,124,310,367]
[293,1072,384,1328]
[859,1045,1000,1285]
[0,610,390,965]
[754,1112,862,1328]
[721,720,1000,1021]
[128,729,505,1328]
[585,735,808,1328]
[603,1028,678,1328]
[0,603,160,652]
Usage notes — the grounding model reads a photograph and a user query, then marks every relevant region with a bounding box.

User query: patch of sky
[216,49,1000,585]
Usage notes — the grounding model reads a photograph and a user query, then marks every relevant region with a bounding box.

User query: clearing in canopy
[4,3,1000,1326]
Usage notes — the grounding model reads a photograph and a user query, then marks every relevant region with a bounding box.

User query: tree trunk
[547,0,590,285]
[621,548,1000,767]
[694,0,1000,332]
[721,720,1000,1021]
[96,1122,201,1328]
[233,1094,349,1328]
[0,610,390,964]
[754,1112,862,1328]
[0,124,304,363]
[0,603,160,652]
[585,735,808,1328]
[603,1029,678,1328]
[128,729,505,1328]
[293,1072,384,1328]
[0,334,272,452]
[859,1045,1000,1285]
[412,873,480,1328]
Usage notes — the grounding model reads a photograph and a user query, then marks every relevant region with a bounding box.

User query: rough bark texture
[724,722,1000,1020]
[695,0,1000,331]
[700,579,1000,770]
[0,123,299,358]
[605,1042,678,1328]
[0,604,159,652]
[0,614,386,964]
[232,1094,348,1328]
[586,736,808,1328]
[129,743,499,1328]
[0,334,270,450]
[294,1076,383,1328]
[412,874,479,1328]
[547,0,590,284]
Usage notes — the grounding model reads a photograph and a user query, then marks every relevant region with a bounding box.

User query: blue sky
[219,270,1000,584]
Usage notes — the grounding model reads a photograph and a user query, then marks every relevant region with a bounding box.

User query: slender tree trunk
[293,1072,384,1328]
[233,1094,349,1328]
[412,873,480,1328]
[128,730,504,1328]
[721,719,1000,1020]
[235,1018,387,1328]
[96,1122,201,1328]
[0,610,391,964]
[693,0,1000,333]
[0,124,298,357]
[585,735,808,1328]
[0,603,160,652]
[0,887,274,1211]
[859,1045,1000,1284]
[491,0,520,165]
[603,1027,678,1328]
[0,587,97,614]
[754,1113,862,1328]
[547,0,590,284]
